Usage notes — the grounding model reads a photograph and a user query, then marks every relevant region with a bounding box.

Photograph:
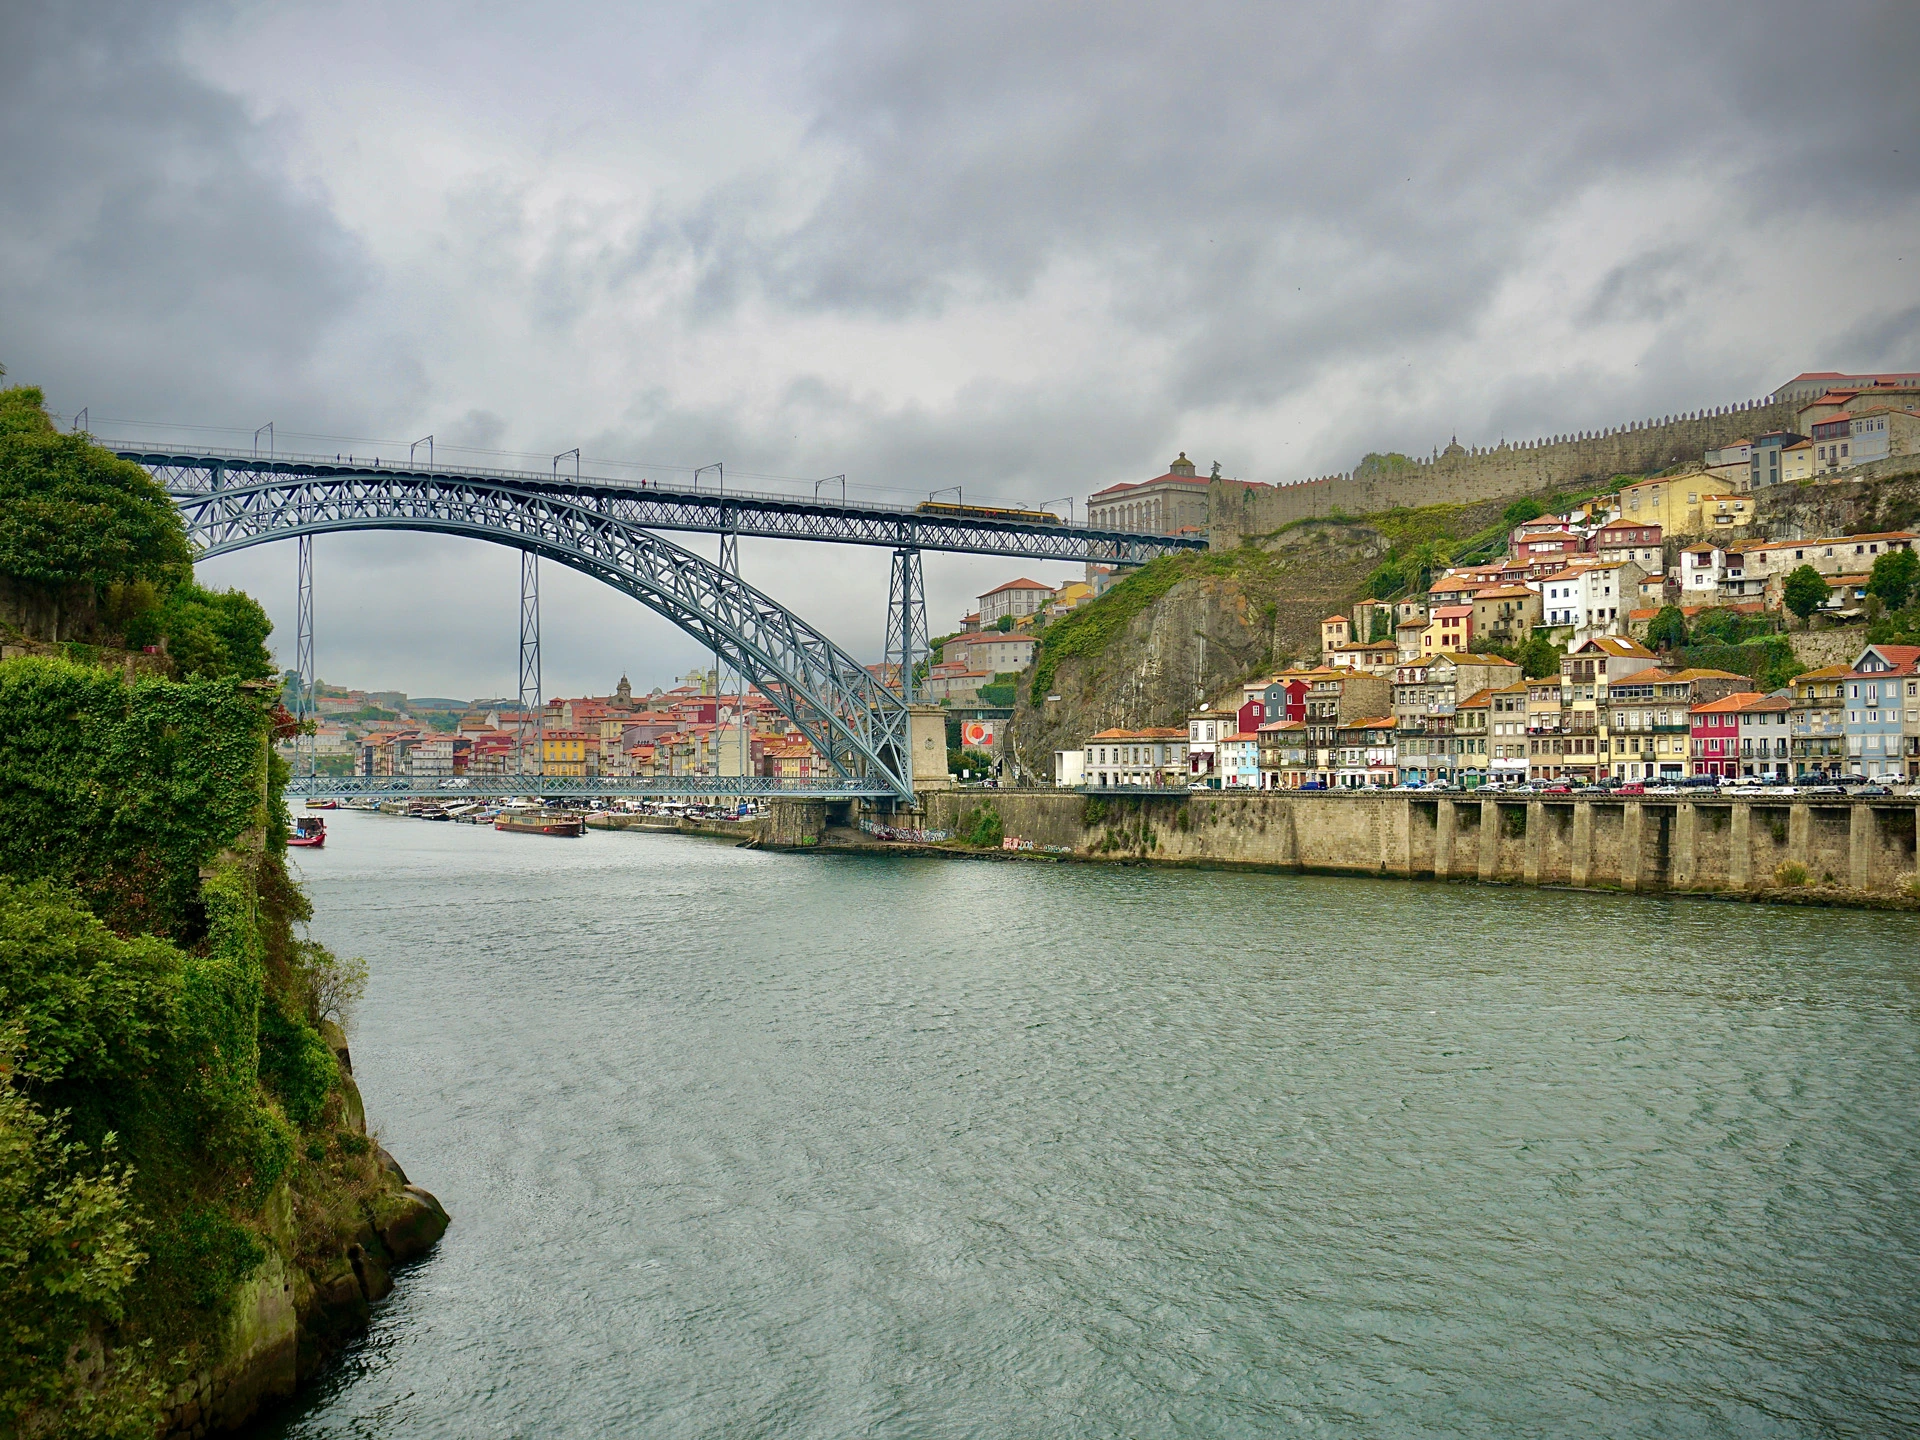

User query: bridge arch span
[173,472,915,797]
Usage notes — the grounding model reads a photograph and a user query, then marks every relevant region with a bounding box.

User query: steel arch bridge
[123,447,1208,564]
[171,470,920,799]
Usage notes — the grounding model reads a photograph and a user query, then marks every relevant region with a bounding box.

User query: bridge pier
[294,534,315,781]
[517,551,542,777]
[888,548,930,703]
[761,799,826,848]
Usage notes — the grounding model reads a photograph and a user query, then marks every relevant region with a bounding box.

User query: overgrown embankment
[0,656,449,1438]
[0,363,449,1437]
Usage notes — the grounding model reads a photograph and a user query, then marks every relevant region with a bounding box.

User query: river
[265,806,1920,1437]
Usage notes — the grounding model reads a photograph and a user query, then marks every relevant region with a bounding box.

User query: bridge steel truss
[122,449,1208,565]
[169,470,921,800]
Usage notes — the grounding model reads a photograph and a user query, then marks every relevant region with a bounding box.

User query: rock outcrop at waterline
[154,1027,449,1440]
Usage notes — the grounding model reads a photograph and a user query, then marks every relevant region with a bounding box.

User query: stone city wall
[1210,397,1800,544]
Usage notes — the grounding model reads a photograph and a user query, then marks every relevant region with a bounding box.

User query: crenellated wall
[1209,397,1800,543]
[890,790,1920,905]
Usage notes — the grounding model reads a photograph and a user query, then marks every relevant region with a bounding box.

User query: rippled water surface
[266,808,1920,1438]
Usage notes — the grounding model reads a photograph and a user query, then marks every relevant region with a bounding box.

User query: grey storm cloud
[0,0,372,425]
[2,0,1917,695]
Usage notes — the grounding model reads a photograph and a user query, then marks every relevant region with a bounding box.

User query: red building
[1690,693,1751,779]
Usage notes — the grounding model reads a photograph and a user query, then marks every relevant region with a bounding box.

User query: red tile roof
[1690,692,1765,714]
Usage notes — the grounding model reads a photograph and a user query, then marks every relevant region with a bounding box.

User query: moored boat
[288,816,326,847]
[494,809,587,837]
[305,798,339,810]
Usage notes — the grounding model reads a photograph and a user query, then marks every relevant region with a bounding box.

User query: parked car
[1541,783,1573,795]
[1298,780,1329,791]
[1680,775,1720,788]
[1856,783,1894,796]
[1615,782,1646,795]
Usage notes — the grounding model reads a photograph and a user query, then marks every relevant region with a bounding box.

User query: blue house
[1842,644,1920,781]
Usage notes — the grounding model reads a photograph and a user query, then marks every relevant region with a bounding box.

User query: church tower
[615,674,632,705]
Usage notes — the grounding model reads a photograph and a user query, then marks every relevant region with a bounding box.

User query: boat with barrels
[288,816,327,848]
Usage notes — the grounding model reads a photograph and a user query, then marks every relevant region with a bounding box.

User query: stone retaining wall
[884,790,1920,904]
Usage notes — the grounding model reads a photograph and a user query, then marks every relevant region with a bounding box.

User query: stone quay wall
[1210,397,1799,543]
[896,790,1920,904]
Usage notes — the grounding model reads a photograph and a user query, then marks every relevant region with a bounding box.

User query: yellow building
[1617,475,1753,537]
[1044,581,1094,617]
[539,730,591,777]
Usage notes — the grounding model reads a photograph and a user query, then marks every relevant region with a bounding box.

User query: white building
[1218,732,1261,788]
[1053,749,1086,787]
[1187,711,1224,783]
[1680,545,1725,597]
[976,578,1055,626]
[408,736,459,777]
[1540,562,1633,638]
[941,632,1038,672]
[1736,695,1792,779]
[1084,729,1189,788]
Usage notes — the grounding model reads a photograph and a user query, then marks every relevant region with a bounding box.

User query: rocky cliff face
[1010,523,1392,773]
[1751,465,1920,541]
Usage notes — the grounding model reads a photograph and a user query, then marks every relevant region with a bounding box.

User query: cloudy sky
[5,0,1918,699]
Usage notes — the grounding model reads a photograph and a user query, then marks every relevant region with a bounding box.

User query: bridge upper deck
[120,446,1210,564]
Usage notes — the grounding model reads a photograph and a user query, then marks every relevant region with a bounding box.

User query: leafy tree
[123,582,273,680]
[0,1041,149,1436]
[1368,608,1392,642]
[1867,548,1918,611]
[1402,539,1452,592]
[1363,557,1405,599]
[948,747,993,774]
[1782,565,1829,620]
[1502,497,1545,528]
[994,614,1015,633]
[0,387,191,617]
[1517,633,1562,679]
[1646,605,1687,650]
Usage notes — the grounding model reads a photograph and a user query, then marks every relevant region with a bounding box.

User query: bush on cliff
[0,658,270,938]
[0,657,367,1434]
[0,383,272,675]
[1029,556,1191,702]
[122,581,275,681]
[1028,550,1285,704]
[0,386,191,610]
